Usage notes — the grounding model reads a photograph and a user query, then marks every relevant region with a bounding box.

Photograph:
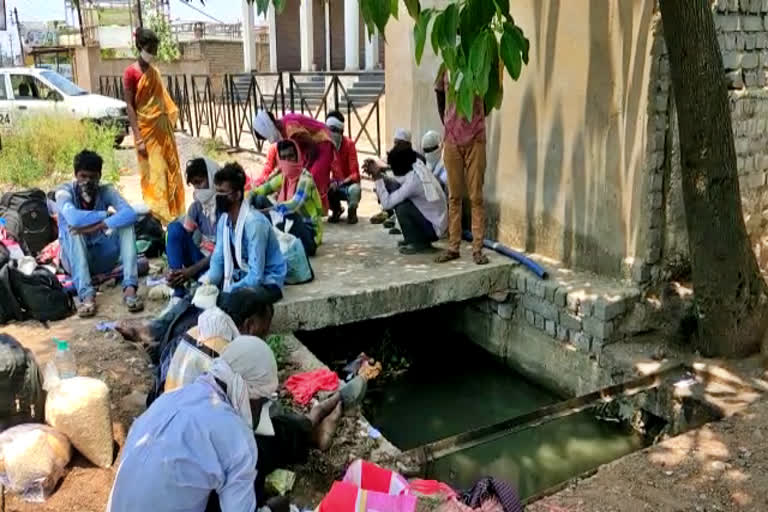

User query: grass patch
[0,114,119,190]
[266,334,289,367]
[201,137,228,162]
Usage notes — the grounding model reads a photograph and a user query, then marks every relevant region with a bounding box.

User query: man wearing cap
[434,69,489,265]
[370,128,425,226]
[326,111,362,224]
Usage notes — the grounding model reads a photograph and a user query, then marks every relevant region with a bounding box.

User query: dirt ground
[0,138,387,511]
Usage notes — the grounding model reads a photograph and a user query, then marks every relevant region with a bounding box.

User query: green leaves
[404,0,421,19]
[500,22,527,80]
[469,30,494,97]
[272,0,285,14]
[414,8,433,64]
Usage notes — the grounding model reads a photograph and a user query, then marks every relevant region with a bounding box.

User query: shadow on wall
[485,0,656,277]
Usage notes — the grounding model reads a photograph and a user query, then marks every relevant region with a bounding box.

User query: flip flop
[435,250,460,263]
[77,301,97,318]
[473,251,490,265]
[124,295,145,313]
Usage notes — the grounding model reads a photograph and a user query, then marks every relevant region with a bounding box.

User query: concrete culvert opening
[295,303,720,501]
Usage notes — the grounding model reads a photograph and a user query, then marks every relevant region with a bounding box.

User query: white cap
[192,284,219,310]
[393,127,412,143]
[421,130,442,150]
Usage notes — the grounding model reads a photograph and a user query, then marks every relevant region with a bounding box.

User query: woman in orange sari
[123,28,184,224]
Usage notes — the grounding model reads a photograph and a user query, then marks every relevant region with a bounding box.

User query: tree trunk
[659,0,768,357]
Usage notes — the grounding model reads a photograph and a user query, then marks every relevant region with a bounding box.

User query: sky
[0,0,246,58]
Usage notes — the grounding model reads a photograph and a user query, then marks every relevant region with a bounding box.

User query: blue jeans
[329,182,362,212]
[60,226,138,301]
[166,221,207,297]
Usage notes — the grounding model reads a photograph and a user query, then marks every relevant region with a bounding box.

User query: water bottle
[53,339,77,379]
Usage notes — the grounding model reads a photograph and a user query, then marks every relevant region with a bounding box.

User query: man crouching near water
[107,334,342,512]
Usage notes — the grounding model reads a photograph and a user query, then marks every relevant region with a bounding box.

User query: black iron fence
[98,71,384,155]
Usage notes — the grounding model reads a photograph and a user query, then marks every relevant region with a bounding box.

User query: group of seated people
[50,110,455,511]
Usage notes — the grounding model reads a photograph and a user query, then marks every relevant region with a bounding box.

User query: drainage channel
[296,306,703,501]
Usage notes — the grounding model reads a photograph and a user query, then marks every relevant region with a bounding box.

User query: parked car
[0,67,129,144]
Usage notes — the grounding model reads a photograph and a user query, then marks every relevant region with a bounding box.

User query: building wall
[276,0,301,71]
[386,0,659,279]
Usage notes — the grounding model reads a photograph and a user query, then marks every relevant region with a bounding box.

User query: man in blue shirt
[203,162,286,304]
[166,157,220,300]
[55,150,143,317]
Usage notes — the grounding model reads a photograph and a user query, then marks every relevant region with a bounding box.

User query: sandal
[124,294,145,313]
[328,207,344,224]
[388,227,401,235]
[77,301,97,318]
[370,211,390,224]
[473,251,490,265]
[435,250,460,264]
[383,219,396,229]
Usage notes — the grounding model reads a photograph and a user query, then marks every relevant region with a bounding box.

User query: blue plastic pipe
[462,230,549,279]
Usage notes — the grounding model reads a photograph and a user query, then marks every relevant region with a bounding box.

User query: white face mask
[194,188,216,204]
[424,149,441,169]
[140,50,155,64]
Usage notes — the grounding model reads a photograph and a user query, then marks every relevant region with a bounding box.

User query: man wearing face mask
[325,111,362,225]
[422,130,448,191]
[202,162,287,304]
[165,158,221,302]
[252,109,335,213]
[55,150,142,317]
[123,27,184,224]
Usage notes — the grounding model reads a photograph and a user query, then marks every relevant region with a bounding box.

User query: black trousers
[205,411,312,511]
[251,195,317,256]
[394,200,438,247]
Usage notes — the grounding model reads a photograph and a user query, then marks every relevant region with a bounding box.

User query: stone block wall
[647,1,768,283]
[471,267,640,358]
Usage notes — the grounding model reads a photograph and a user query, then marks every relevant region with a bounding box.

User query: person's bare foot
[315,402,342,451]
[307,393,341,426]
[115,318,153,344]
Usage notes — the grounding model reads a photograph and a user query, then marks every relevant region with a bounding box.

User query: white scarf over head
[253,110,282,143]
[197,306,240,342]
[413,159,444,203]
[208,335,279,435]
[326,116,344,131]
[221,201,252,292]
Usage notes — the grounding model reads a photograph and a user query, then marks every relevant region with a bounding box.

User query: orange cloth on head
[134,64,184,224]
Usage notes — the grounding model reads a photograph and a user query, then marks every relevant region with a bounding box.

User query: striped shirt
[251,169,324,246]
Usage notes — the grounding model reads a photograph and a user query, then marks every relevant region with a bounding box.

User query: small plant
[201,137,227,162]
[140,1,181,63]
[0,114,119,190]
[266,335,288,366]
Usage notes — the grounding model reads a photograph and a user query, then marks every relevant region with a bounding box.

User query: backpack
[0,263,73,323]
[0,334,45,430]
[0,189,57,256]
[135,213,166,258]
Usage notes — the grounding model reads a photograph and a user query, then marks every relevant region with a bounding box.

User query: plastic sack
[271,215,313,285]
[284,368,339,405]
[0,424,71,502]
[44,372,113,468]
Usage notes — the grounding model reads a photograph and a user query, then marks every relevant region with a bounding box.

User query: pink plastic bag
[283,368,339,405]
[317,460,416,512]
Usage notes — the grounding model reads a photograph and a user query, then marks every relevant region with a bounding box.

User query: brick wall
[643,1,768,285]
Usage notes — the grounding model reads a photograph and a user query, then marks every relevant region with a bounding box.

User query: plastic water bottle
[53,339,77,379]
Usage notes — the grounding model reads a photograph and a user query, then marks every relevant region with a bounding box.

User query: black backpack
[0,334,45,430]
[0,263,73,323]
[135,213,166,258]
[0,189,57,256]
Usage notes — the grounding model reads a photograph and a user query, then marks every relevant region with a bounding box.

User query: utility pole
[74,0,85,46]
[8,32,14,66]
[12,8,23,64]
[136,0,143,28]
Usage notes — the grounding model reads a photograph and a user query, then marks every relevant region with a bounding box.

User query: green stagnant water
[299,310,646,501]
[363,340,645,500]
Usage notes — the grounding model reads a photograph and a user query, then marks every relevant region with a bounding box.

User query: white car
[0,67,129,144]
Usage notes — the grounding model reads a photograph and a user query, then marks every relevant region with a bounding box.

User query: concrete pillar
[364,25,379,70]
[299,0,314,72]
[324,0,331,71]
[268,4,278,72]
[241,0,257,72]
[344,0,359,70]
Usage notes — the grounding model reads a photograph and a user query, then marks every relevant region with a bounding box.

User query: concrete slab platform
[272,221,517,332]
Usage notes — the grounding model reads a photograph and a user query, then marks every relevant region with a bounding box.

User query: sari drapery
[135,65,184,224]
